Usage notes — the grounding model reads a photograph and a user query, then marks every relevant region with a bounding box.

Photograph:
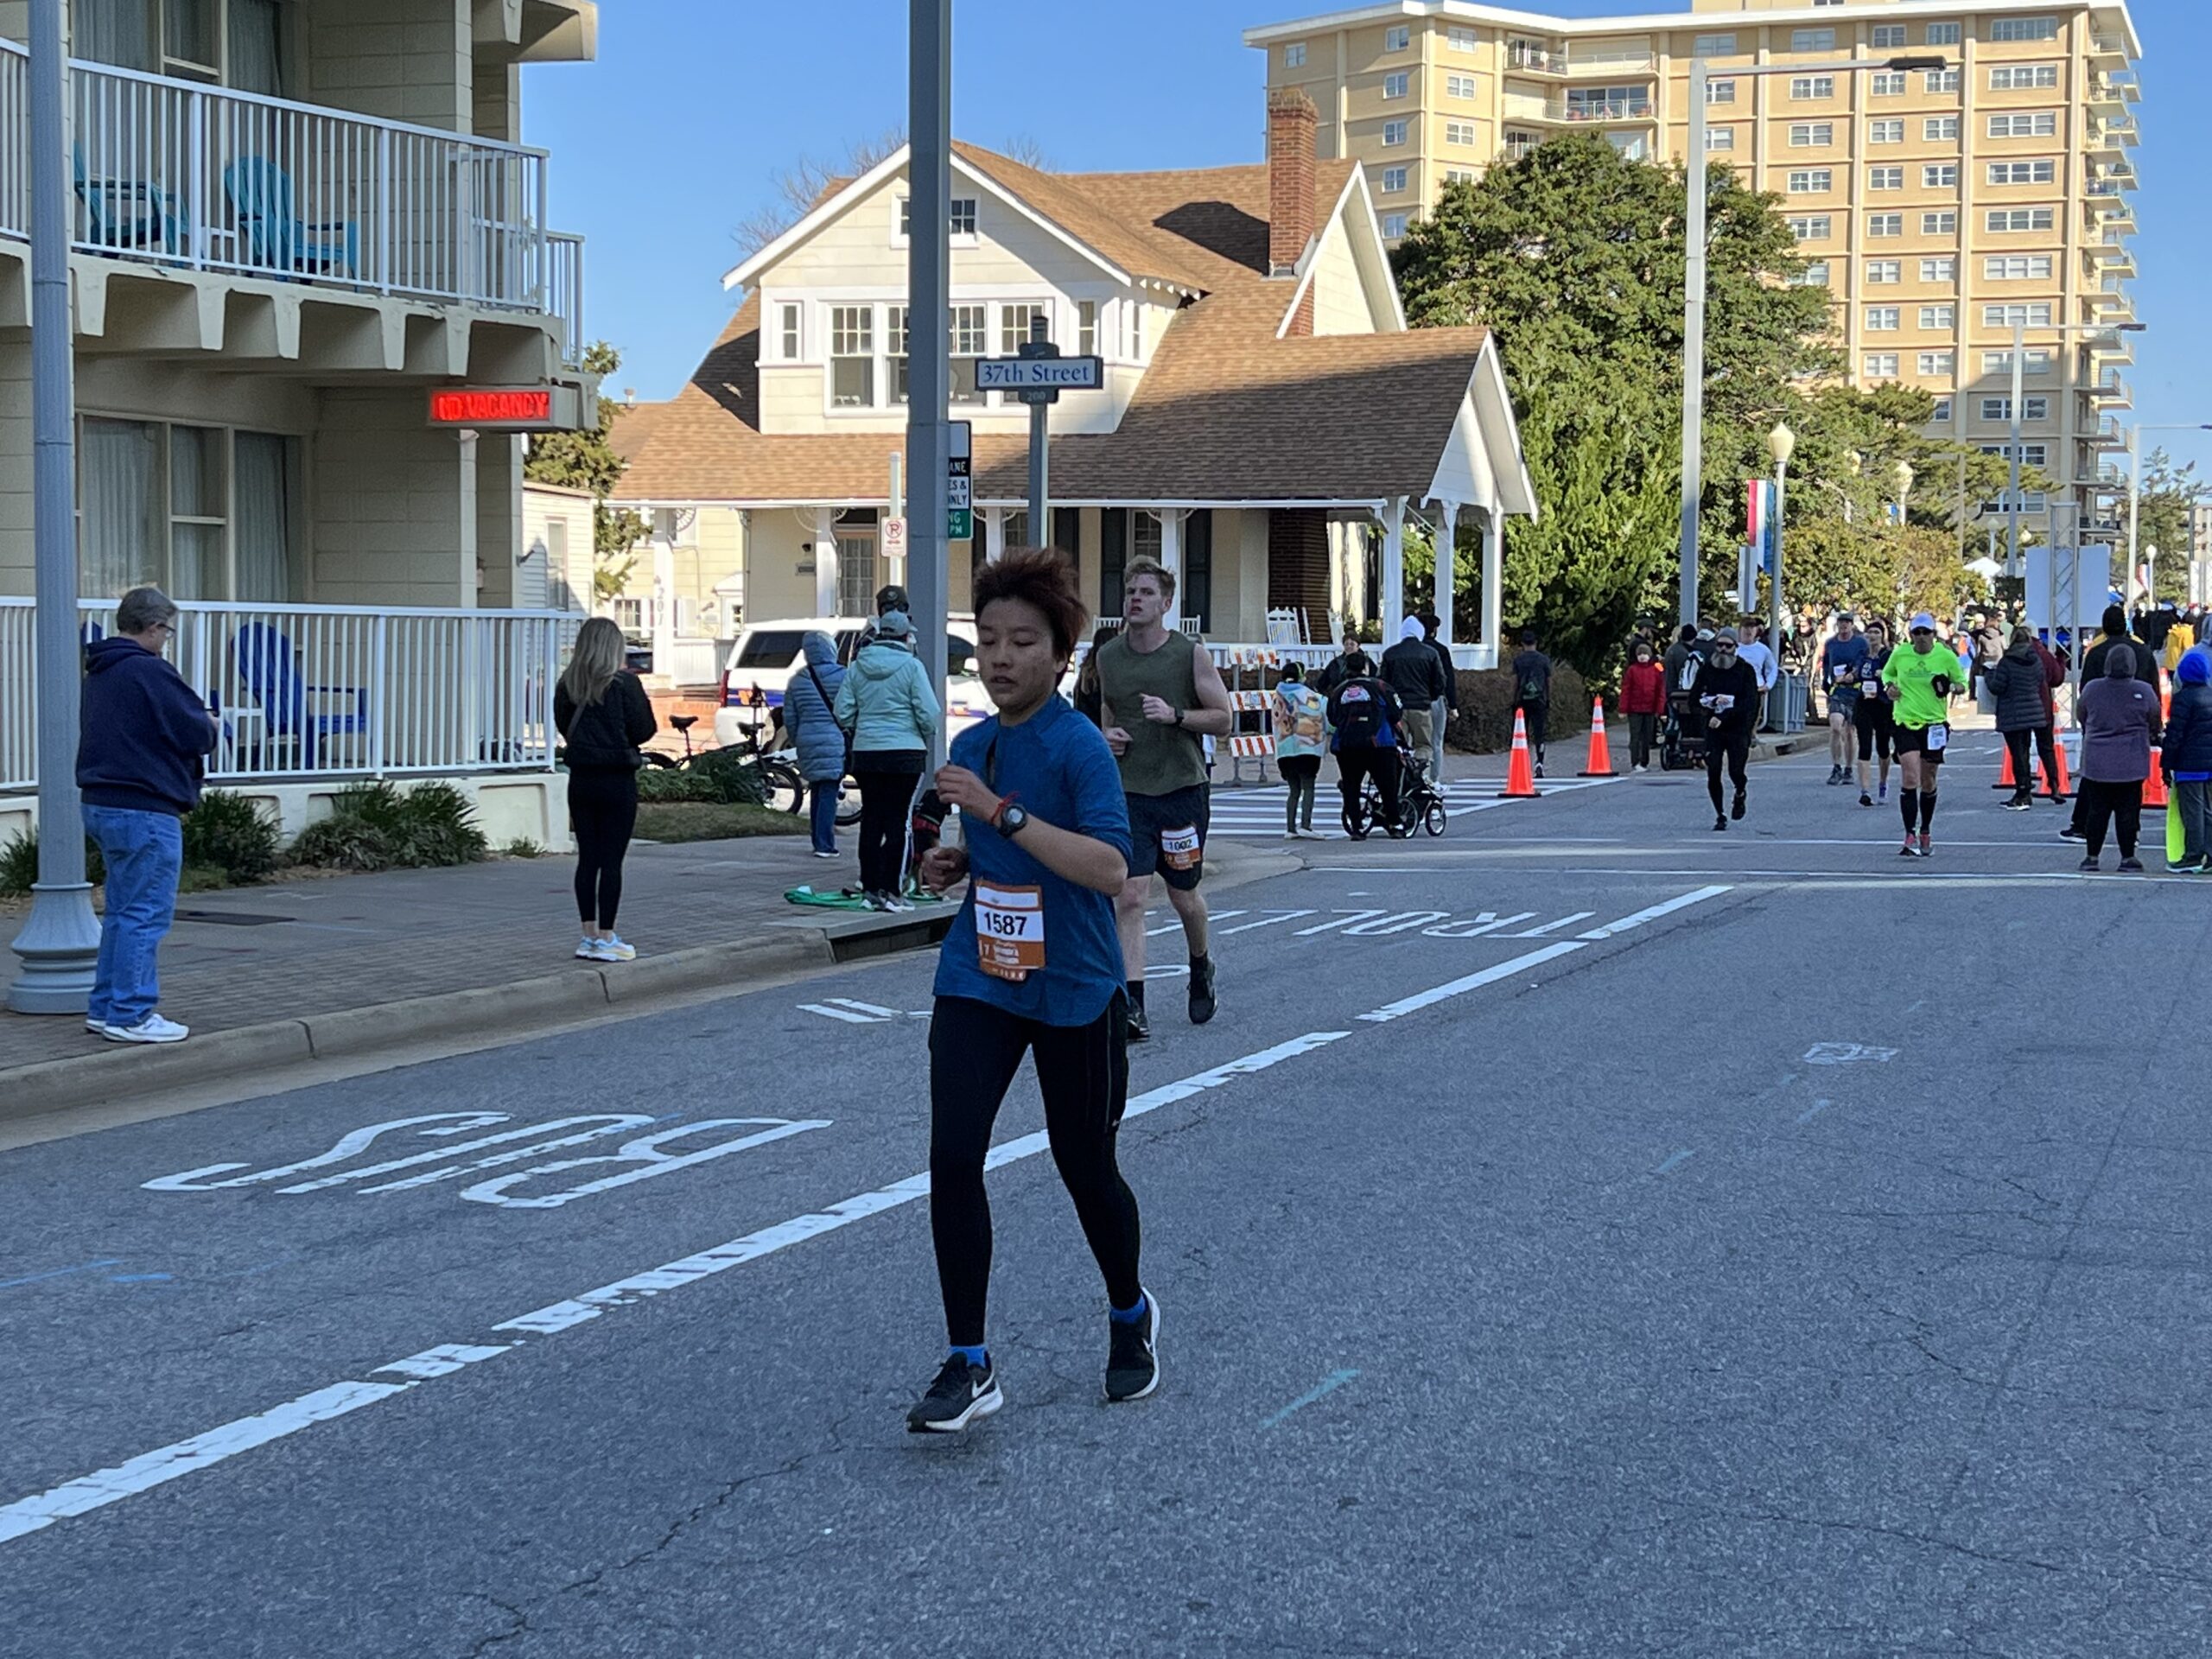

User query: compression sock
[1918,790,1938,831]
[1900,793,1920,834]
[1109,1294,1148,1325]
[1126,979,1145,1010]
[950,1344,988,1369]
[1190,950,1210,974]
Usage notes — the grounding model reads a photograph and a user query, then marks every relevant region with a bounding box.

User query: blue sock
[1109,1294,1148,1325]
[950,1343,988,1369]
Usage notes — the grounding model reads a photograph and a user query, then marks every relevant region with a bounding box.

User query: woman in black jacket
[554,617,658,962]
[1984,626,2062,810]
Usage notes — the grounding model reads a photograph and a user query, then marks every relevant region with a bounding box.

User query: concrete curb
[0,926,855,1128]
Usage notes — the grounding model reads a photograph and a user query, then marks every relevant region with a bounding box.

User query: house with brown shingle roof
[611,91,1535,671]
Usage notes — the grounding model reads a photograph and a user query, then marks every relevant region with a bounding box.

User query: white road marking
[1419,912,1535,938]
[457,1120,830,1211]
[798,1002,890,1023]
[1148,909,1243,936]
[1294,909,1391,935]
[0,888,1732,1550]
[1577,886,1737,941]
[1339,910,1452,936]
[1803,1043,1898,1065]
[1217,909,1319,935]
[1499,911,1595,938]
[825,999,904,1019]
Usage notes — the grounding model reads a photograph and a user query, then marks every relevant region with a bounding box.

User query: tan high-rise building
[1246,0,2142,539]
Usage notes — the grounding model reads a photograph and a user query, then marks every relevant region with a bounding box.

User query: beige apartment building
[1246,0,2144,542]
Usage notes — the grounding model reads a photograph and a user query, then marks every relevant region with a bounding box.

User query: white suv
[712,615,988,748]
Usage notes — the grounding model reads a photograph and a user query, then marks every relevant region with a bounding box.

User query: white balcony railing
[0,44,582,362]
[0,599,579,796]
[1548,95,1654,124]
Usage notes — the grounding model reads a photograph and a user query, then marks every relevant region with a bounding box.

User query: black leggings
[1338,747,1403,827]
[1706,731,1750,812]
[2080,778,2144,859]
[1856,711,1893,763]
[569,767,638,930]
[2005,726,2063,795]
[928,993,1141,1347]
[852,758,922,893]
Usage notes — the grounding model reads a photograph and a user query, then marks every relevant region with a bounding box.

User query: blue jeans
[808,780,840,855]
[84,804,184,1029]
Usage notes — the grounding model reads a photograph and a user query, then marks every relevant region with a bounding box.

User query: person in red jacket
[1619,639,1669,772]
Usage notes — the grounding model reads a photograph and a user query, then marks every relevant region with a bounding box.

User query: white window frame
[1923,163,1959,188]
[1693,33,1736,58]
[894,195,979,246]
[1383,71,1409,99]
[1864,353,1901,378]
[1922,211,1959,235]
[1983,254,2053,281]
[950,302,988,405]
[1444,119,1478,147]
[1992,17,2058,42]
[1788,168,1834,194]
[1284,41,1306,68]
[1990,64,2059,91]
[1869,119,1904,144]
[828,304,874,409]
[1984,348,2055,374]
[1446,25,1476,51]
[1918,352,1955,376]
[1918,304,1955,329]
[1921,257,1956,282]
[1383,23,1410,52]
[1872,24,1906,49]
[1790,76,1835,101]
[1986,207,2055,232]
[1866,259,1901,283]
[1790,28,1837,52]
[1789,215,1833,242]
[1987,159,2056,185]
[1983,302,2055,328]
[777,301,803,362]
[1382,119,1408,147]
[1705,126,1735,152]
[1868,165,1904,191]
[1866,306,1901,332]
[1924,69,1960,92]
[1380,165,1408,194]
[1925,117,1961,141]
[1872,73,1906,96]
[1446,73,1476,99]
[1381,213,1408,239]
[1077,299,1096,357]
[1792,260,1831,286]
[1988,112,2058,137]
[1707,79,1737,105]
[1867,213,1904,238]
[1925,22,1961,47]
[1789,123,1833,148]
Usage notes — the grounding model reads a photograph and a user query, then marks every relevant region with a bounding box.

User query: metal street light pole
[7,0,101,1014]
[1678,52,1948,632]
[906,0,951,771]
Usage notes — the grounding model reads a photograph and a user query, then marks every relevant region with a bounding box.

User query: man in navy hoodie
[76,587,217,1043]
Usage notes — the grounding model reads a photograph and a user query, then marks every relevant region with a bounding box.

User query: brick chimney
[1268,88,1318,280]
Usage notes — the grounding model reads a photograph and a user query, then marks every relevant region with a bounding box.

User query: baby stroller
[1659,690,1710,772]
[1344,749,1449,840]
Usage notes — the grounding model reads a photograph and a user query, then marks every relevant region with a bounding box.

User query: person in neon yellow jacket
[1881,613,1966,859]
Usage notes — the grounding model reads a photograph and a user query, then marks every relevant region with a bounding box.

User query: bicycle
[641,714,811,817]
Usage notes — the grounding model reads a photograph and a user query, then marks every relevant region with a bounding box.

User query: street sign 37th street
[976,355,1104,397]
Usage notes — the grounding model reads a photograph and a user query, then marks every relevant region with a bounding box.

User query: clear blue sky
[525,0,2203,478]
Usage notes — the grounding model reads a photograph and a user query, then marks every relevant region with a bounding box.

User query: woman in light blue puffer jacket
[833,611,942,907]
[783,631,848,858]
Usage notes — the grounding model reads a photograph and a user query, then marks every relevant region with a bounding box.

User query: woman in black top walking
[555,616,658,962]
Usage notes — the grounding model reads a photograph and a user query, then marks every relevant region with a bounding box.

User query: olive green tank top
[1096,630,1206,798]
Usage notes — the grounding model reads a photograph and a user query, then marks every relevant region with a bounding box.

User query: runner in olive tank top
[1096,557,1235,1041]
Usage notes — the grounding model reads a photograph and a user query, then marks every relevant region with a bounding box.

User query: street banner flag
[1746,480,1777,580]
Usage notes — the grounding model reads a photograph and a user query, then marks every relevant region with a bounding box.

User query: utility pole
[906,0,951,769]
[8,0,101,1014]
[1677,58,1709,631]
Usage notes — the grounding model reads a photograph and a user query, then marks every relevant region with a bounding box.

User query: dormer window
[1125,302,1143,362]
[778,302,803,362]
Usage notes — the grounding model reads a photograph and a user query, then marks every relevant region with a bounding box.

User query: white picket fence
[0,599,578,794]
[0,44,582,362]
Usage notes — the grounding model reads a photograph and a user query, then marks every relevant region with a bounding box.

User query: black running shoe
[1713,814,1727,832]
[1104,1291,1160,1403]
[1126,1001,1151,1043]
[2059,825,2087,843]
[1187,959,1217,1026]
[1731,792,1746,822]
[906,1354,1003,1433]
[2002,795,2032,811]
[2119,856,2145,874]
[1859,791,1874,808]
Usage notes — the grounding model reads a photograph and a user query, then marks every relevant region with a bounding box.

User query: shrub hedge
[1446,665,1592,753]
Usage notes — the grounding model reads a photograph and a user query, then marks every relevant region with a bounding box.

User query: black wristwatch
[997,802,1032,838]
[1173,707,1185,727]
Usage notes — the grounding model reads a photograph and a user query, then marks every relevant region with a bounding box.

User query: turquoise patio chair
[72,143,185,256]
[223,157,359,280]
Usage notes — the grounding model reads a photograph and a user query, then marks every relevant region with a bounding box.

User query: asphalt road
[4,737,2209,1657]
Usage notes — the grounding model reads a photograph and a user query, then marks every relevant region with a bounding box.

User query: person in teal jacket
[835,610,943,909]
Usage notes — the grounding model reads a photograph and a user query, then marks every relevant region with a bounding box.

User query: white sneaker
[600,934,637,961]
[104,1013,188,1045]
[810,849,840,860]
[85,1016,114,1035]
[575,937,604,960]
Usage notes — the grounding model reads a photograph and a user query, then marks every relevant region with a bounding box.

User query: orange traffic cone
[1993,740,2018,791]
[1578,697,1617,777]
[1497,709,1540,798]
[2145,750,2169,808]
[2038,734,2070,800]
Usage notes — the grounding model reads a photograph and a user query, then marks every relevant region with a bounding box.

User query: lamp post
[1893,460,1915,528]
[1681,49,1948,628]
[1999,319,2145,583]
[2125,422,2212,607]
[6,0,100,1014]
[1767,423,1794,695]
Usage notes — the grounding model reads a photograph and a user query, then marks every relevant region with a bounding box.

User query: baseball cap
[874,609,914,640]
[874,584,910,616]
[1909,612,1936,633]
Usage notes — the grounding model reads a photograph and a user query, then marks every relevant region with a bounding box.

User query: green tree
[1393,137,1833,670]
[523,340,647,601]
[2118,447,2212,601]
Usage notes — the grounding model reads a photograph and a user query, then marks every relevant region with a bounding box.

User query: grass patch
[633,802,805,843]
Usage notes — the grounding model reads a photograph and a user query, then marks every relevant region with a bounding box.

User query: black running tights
[1705,732,1749,814]
[2004,726,2062,795]
[568,767,638,930]
[928,993,1141,1347]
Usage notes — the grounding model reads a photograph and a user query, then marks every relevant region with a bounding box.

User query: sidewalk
[0,830,1286,1122]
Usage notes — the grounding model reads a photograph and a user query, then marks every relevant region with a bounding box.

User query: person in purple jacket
[75,587,219,1043]
[2075,644,2162,874]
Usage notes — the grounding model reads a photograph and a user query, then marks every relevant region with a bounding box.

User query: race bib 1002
[1161,823,1203,872]
[975,882,1045,982]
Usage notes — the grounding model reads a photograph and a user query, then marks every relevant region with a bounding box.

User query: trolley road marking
[0,887,1732,1551]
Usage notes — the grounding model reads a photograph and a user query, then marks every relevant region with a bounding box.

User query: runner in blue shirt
[907,549,1156,1432]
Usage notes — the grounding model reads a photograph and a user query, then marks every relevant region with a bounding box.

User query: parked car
[712,614,986,748]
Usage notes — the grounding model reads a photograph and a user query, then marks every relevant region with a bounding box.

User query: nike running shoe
[1187,959,1217,1027]
[1104,1291,1160,1403]
[1859,791,1874,808]
[906,1354,1003,1433]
